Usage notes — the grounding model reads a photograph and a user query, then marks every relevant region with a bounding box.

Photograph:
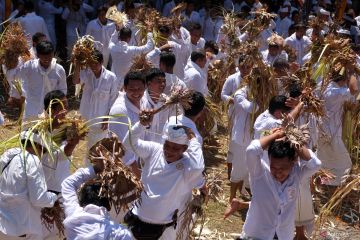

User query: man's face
[270,157,294,183]
[98,11,107,25]
[190,29,201,45]
[268,45,280,57]
[296,27,305,39]
[196,57,207,69]
[163,140,187,162]
[52,97,68,121]
[38,53,54,69]
[89,61,102,75]
[148,76,166,96]
[239,63,252,77]
[124,80,145,104]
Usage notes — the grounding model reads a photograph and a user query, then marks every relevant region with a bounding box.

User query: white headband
[163,125,189,146]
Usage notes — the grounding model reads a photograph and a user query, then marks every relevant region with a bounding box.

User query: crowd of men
[0,0,359,239]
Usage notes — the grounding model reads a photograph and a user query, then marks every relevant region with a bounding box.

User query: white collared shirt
[243,140,321,240]
[20,59,67,120]
[285,33,312,66]
[62,167,132,240]
[79,67,119,123]
[16,12,50,45]
[261,49,289,66]
[109,93,147,166]
[232,87,258,146]
[164,73,187,95]
[275,16,292,38]
[184,61,208,96]
[0,148,57,237]
[203,16,223,42]
[123,122,205,224]
[109,32,154,87]
[86,19,115,52]
[2,59,24,99]
[221,71,242,102]
[253,110,282,139]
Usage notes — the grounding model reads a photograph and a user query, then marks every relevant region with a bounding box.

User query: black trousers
[124,211,172,240]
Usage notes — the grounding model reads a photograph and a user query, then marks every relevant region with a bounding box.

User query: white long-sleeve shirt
[79,67,119,125]
[2,59,24,99]
[123,122,205,224]
[285,33,312,66]
[275,17,292,38]
[253,110,282,139]
[221,71,242,102]
[162,0,175,17]
[261,49,289,66]
[243,140,321,240]
[203,16,223,42]
[0,148,57,237]
[20,58,67,120]
[61,167,132,240]
[184,61,208,96]
[164,73,187,95]
[109,93,147,166]
[38,0,63,45]
[16,12,50,45]
[109,32,154,87]
[232,87,258,146]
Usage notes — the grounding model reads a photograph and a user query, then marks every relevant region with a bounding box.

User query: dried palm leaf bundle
[105,5,129,28]
[199,97,223,138]
[0,22,31,75]
[41,200,65,236]
[70,35,97,70]
[129,53,154,73]
[312,34,360,93]
[139,86,193,122]
[220,11,241,49]
[205,168,224,203]
[135,7,162,45]
[281,115,311,149]
[89,136,143,213]
[342,101,360,163]
[242,64,277,134]
[170,2,186,30]
[241,8,277,40]
[283,44,298,63]
[300,90,325,118]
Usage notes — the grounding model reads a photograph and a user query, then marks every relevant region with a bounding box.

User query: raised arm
[61,166,96,217]
[234,88,258,113]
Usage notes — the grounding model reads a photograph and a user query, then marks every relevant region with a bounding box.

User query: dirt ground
[0,84,359,240]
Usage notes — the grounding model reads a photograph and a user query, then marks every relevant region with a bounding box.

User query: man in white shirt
[203,8,223,42]
[73,50,118,147]
[181,0,201,27]
[285,23,312,66]
[162,0,176,17]
[262,35,288,67]
[109,27,154,88]
[317,73,358,186]
[123,115,205,239]
[229,86,258,202]
[184,51,208,96]
[20,41,67,120]
[109,71,147,178]
[61,159,132,239]
[86,6,116,67]
[157,52,186,95]
[225,129,321,240]
[0,131,58,239]
[276,7,292,38]
[188,23,206,52]
[38,0,63,49]
[143,68,171,143]
[16,1,50,46]
[29,32,47,59]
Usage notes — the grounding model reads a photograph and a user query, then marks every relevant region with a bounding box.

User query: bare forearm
[288,102,304,122]
[349,74,359,95]
[72,65,81,84]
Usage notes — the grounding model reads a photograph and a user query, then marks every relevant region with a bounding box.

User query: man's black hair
[288,82,302,98]
[32,32,46,45]
[190,51,206,63]
[268,140,296,162]
[124,71,145,86]
[44,90,66,112]
[189,22,202,31]
[24,1,34,12]
[273,58,289,70]
[204,41,219,55]
[36,41,54,55]
[159,25,171,34]
[119,27,132,41]
[145,68,165,84]
[97,5,108,16]
[184,91,205,117]
[78,181,111,211]
[93,49,104,63]
[268,95,291,115]
[160,52,176,68]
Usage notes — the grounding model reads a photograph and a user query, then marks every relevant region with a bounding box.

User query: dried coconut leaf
[106,6,129,28]
[70,35,97,69]
[89,136,143,213]
[41,201,65,236]
[281,116,311,149]
[130,54,154,73]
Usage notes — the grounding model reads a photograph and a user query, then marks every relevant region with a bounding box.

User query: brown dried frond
[41,200,65,236]
[89,136,143,213]
[281,116,311,149]
[301,90,325,117]
[205,169,224,202]
[171,2,187,15]
[106,6,129,28]
[70,35,97,69]
[130,54,154,73]
[241,8,277,39]
[0,22,31,68]
[51,113,89,144]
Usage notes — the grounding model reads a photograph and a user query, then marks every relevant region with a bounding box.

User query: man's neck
[128,96,141,109]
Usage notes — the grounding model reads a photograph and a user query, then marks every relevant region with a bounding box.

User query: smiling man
[20,40,67,120]
[123,111,205,240]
